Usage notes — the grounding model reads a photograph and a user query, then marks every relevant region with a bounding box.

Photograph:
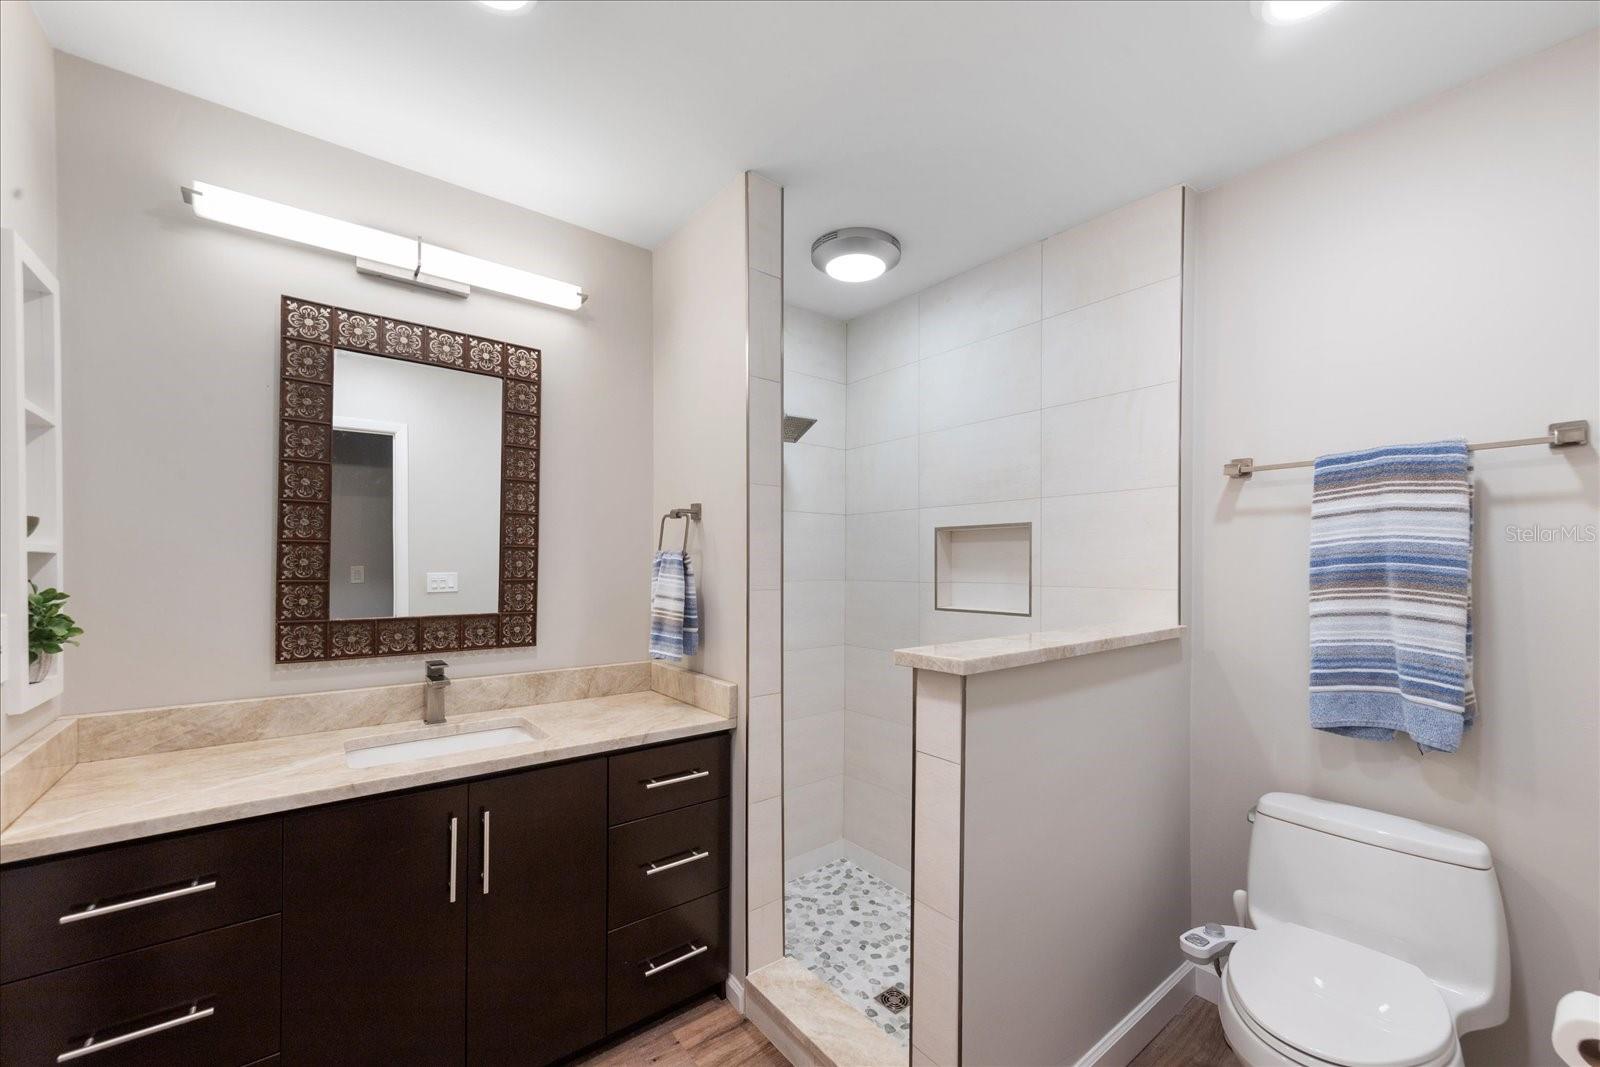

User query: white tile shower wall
[783,304,849,882]
[838,187,1184,883]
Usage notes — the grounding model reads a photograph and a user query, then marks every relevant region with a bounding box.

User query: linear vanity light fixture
[181,181,587,310]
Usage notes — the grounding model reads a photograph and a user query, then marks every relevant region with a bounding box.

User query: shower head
[782,415,818,443]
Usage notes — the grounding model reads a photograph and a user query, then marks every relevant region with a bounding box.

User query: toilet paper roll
[1553,990,1600,1067]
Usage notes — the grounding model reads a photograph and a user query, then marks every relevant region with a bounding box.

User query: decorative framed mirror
[274,296,540,663]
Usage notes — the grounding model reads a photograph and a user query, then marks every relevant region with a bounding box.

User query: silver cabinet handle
[448,816,459,904]
[58,880,217,925]
[57,1004,214,1062]
[644,769,709,790]
[645,850,710,876]
[480,810,491,896]
[643,943,708,977]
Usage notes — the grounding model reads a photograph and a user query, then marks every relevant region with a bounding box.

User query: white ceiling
[34,0,1598,320]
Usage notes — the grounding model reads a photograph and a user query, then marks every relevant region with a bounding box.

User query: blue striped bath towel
[649,551,700,661]
[1308,439,1476,752]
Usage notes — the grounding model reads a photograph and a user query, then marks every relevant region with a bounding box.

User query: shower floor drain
[874,987,910,1015]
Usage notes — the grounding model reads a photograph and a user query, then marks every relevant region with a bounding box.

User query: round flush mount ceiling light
[1252,0,1341,25]
[811,228,902,283]
[477,0,534,12]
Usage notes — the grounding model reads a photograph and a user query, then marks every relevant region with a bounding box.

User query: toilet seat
[1224,923,1455,1067]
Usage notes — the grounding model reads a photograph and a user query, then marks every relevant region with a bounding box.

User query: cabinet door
[282,785,469,1066]
[467,759,606,1065]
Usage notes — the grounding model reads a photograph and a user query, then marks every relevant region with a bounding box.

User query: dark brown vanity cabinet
[0,733,730,1067]
[282,761,608,1067]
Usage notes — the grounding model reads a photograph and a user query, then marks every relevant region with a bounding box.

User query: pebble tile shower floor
[783,859,911,1045]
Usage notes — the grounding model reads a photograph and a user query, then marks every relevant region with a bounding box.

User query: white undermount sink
[344,718,546,769]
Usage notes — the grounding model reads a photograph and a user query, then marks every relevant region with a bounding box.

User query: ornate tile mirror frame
[274,295,541,663]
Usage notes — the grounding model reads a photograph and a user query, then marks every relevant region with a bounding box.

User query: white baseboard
[725,975,746,1014]
[1189,961,1222,1004]
[1073,963,1195,1067]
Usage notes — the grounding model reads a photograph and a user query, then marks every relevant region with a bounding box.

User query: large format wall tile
[918,242,1043,358]
[846,509,919,582]
[916,498,1041,582]
[751,484,782,592]
[919,411,1041,507]
[918,322,1042,434]
[784,511,846,582]
[784,442,846,514]
[1041,275,1180,406]
[845,710,913,796]
[844,580,921,651]
[846,437,919,514]
[845,647,913,725]
[846,362,919,448]
[784,646,846,719]
[786,305,847,383]
[785,775,845,857]
[749,268,784,382]
[1040,487,1178,589]
[919,582,1038,644]
[1040,382,1178,496]
[784,580,846,650]
[750,376,783,486]
[784,371,846,449]
[844,776,913,870]
[785,710,845,787]
[846,295,918,382]
[1039,586,1177,631]
[1041,186,1182,316]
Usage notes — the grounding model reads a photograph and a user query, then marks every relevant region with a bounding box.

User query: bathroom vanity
[0,680,733,1067]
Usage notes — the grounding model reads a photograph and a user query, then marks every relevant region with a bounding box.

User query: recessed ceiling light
[1252,0,1341,25]
[811,228,902,284]
[478,1,534,12]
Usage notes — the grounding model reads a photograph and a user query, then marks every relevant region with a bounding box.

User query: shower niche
[933,522,1032,616]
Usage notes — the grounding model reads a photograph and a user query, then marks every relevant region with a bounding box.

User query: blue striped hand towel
[1308,439,1476,752]
[649,550,701,661]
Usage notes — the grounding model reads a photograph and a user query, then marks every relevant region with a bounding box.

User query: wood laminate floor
[574,996,788,1067]
[575,992,1237,1066]
[1129,996,1242,1067]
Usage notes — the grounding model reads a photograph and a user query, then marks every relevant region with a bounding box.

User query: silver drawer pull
[58,880,217,925]
[643,943,708,977]
[58,1004,214,1062]
[645,850,710,876]
[643,769,709,790]
[448,816,459,904]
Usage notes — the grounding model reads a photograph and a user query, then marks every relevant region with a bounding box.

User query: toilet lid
[1227,924,1454,1067]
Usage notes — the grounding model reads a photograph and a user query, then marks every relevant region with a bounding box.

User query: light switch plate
[349,565,365,584]
[427,572,459,593]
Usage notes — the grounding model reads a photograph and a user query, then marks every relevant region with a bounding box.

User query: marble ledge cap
[893,623,1185,676]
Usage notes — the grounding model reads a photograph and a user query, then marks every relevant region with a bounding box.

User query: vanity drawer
[0,819,283,985]
[0,915,280,1067]
[608,798,729,928]
[606,890,726,1035]
[608,735,729,825]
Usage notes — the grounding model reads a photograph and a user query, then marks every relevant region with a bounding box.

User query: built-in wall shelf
[2,228,66,725]
[934,522,1033,617]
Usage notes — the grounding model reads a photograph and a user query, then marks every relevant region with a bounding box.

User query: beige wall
[652,173,751,981]
[1189,32,1599,1067]
[959,639,1191,1065]
[0,0,56,271]
[54,56,654,714]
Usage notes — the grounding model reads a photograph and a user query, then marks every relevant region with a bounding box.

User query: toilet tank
[1246,793,1509,1034]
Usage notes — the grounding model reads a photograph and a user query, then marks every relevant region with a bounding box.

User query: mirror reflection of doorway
[329,419,409,619]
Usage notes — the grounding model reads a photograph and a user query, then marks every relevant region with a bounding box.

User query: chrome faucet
[424,660,450,725]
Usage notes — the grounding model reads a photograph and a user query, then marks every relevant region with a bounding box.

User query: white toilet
[1205,793,1509,1067]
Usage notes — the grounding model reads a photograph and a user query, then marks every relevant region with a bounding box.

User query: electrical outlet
[349,565,365,584]
[427,572,459,593]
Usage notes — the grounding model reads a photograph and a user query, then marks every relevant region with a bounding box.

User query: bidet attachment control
[1180,923,1249,966]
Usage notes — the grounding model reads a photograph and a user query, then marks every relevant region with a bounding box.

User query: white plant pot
[29,653,55,684]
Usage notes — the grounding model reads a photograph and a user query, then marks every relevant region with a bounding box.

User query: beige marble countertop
[893,623,1186,675]
[1,691,732,864]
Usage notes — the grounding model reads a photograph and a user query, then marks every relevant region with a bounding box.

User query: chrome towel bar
[1223,420,1588,479]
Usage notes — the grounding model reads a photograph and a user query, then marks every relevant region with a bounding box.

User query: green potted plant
[28,583,83,684]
